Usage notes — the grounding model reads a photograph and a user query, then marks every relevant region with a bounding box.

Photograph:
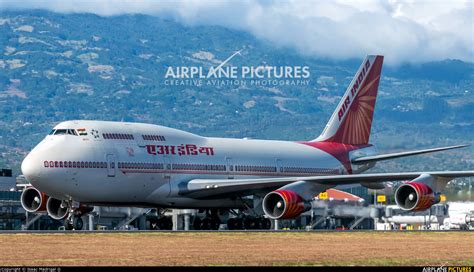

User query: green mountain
[0,10,473,175]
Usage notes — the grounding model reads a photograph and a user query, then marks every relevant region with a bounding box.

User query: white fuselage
[21,120,376,208]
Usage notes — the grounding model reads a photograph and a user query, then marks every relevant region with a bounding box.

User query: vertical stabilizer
[315,55,384,145]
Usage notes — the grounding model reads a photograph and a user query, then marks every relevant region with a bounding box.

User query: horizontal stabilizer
[352,144,469,164]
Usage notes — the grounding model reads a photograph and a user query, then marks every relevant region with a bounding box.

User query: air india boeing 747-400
[20,55,474,229]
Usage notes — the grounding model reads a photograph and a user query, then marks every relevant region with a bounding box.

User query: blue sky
[1,0,472,64]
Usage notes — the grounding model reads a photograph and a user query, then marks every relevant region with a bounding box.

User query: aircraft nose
[21,152,42,184]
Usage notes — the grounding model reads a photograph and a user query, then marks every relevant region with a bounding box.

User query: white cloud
[1,0,472,64]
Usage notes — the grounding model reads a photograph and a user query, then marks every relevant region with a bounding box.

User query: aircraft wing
[182,171,474,199]
[352,145,468,164]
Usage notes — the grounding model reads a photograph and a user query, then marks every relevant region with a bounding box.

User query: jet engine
[46,197,69,220]
[21,187,48,213]
[262,189,311,219]
[395,182,439,212]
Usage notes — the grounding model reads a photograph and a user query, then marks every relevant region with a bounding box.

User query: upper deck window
[142,135,166,141]
[102,133,134,140]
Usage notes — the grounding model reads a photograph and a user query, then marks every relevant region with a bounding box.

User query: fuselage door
[226,157,233,179]
[163,155,172,196]
[276,159,283,174]
[106,153,116,177]
[132,128,146,148]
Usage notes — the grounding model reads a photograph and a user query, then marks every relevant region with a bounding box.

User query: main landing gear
[193,209,221,230]
[191,209,272,230]
[226,216,271,230]
[226,206,272,230]
[148,216,173,230]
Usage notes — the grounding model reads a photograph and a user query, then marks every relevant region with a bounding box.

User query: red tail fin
[315,55,384,145]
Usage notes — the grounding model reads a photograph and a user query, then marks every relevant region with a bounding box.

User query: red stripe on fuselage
[299,141,371,174]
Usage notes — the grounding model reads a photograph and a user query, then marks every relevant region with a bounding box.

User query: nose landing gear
[66,216,84,230]
[63,201,93,230]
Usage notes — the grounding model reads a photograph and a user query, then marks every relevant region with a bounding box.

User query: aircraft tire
[227,218,237,230]
[200,218,212,230]
[193,217,202,230]
[73,217,84,230]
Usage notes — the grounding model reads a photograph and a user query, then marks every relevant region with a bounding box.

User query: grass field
[1,231,473,266]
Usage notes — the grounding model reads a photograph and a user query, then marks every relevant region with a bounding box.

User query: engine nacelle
[21,187,48,213]
[46,197,69,220]
[262,189,311,219]
[395,182,439,212]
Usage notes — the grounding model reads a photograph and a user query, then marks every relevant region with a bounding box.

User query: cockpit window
[54,129,68,135]
[52,129,78,136]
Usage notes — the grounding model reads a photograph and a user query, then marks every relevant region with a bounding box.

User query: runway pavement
[0,229,472,233]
